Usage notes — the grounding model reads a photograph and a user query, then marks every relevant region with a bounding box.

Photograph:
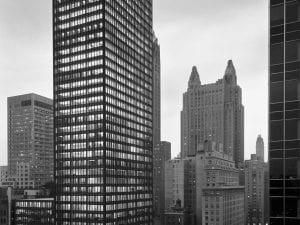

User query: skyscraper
[256,134,264,161]
[153,35,161,147]
[153,141,171,225]
[53,1,153,224]
[181,60,244,167]
[152,34,165,225]
[7,94,53,188]
[269,0,300,224]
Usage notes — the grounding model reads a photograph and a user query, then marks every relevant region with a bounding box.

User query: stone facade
[181,60,244,167]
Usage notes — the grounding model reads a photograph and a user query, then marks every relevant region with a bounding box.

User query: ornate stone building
[181,60,244,167]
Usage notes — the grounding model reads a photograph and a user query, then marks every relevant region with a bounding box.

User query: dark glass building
[53,0,153,224]
[269,0,300,224]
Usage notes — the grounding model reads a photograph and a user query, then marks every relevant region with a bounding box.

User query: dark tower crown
[188,66,201,89]
[224,60,237,84]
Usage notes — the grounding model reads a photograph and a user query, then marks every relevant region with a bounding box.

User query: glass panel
[270,82,284,103]
[270,150,283,159]
[285,119,300,140]
[270,141,284,150]
[286,31,300,42]
[271,5,284,26]
[286,149,300,158]
[271,34,284,44]
[285,109,300,119]
[271,43,284,64]
[270,218,284,225]
[286,140,300,148]
[286,41,300,62]
[286,61,300,71]
[285,219,300,225]
[271,111,284,120]
[270,159,284,179]
[285,158,300,179]
[270,188,284,196]
[271,0,284,5]
[286,101,300,110]
[286,2,300,23]
[270,103,284,112]
[286,179,300,187]
[271,25,284,36]
[271,64,284,73]
[271,73,284,82]
[286,70,300,80]
[270,197,284,217]
[285,198,300,217]
[270,179,283,188]
[286,22,300,32]
[285,79,300,101]
[270,120,283,141]
[286,188,300,197]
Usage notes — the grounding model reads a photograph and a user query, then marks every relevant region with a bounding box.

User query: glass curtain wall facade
[269,0,300,224]
[53,0,153,224]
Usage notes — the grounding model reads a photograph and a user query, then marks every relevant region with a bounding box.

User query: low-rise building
[12,198,54,225]
[195,140,244,225]
[0,188,9,225]
[202,187,245,225]
[166,140,245,225]
[165,157,196,213]
[165,200,195,225]
[14,163,35,189]
[0,166,15,188]
[0,164,35,190]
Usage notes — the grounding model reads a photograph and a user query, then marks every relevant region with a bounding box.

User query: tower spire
[188,66,201,89]
[224,60,237,84]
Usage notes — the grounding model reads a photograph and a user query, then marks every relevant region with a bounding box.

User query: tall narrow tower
[153,34,161,148]
[256,134,264,161]
[53,1,153,224]
[269,0,300,224]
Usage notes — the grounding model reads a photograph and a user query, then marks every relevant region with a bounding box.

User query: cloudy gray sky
[0,0,268,165]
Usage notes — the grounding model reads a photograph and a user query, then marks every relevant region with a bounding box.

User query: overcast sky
[0,0,268,165]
